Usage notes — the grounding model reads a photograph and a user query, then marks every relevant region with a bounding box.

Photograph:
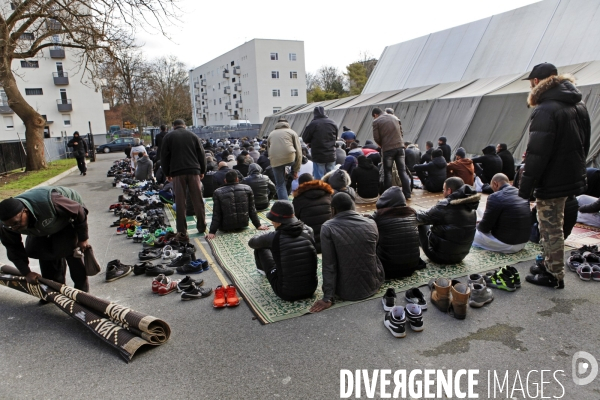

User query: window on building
[271,71,279,79]
[201,88,203,92]
[219,98,222,104]
[272,89,280,97]
[232,78,236,82]
[25,88,43,95]
[4,116,14,129]
[63,114,71,126]
[10,2,16,10]
[273,107,281,114]
[220,112,223,120]
[214,99,216,105]
[233,94,237,99]
[231,61,234,66]
[291,89,299,97]
[270,53,278,61]
[20,32,34,40]
[290,71,298,79]
[289,53,297,61]
[200,74,203,79]
[20,60,39,68]
[218,83,221,89]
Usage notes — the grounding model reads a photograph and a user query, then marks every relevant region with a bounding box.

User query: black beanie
[0,198,24,221]
[432,148,443,158]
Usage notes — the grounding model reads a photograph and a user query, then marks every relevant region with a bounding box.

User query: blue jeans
[273,162,294,200]
[313,162,336,180]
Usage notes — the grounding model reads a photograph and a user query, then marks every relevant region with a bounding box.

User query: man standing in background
[302,106,338,180]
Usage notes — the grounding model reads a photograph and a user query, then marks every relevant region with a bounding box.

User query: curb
[31,165,78,190]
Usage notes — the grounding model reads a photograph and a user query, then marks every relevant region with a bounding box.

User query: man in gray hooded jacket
[242,163,276,210]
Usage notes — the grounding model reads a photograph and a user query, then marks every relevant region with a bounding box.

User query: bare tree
[146,55,191,126]
[306,72,319,91]
[0,0,179,170]
[316,66,345,94]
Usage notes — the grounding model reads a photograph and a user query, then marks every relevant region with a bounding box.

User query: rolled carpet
[0,263,171,362]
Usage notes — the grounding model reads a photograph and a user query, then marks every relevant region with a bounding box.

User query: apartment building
[0,39,107,141]
[189,39,307,126]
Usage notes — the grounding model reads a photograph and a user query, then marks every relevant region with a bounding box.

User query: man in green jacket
[0,186,91,292]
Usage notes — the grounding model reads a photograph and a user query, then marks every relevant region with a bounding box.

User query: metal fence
[0,141,26,173]
[191,126,261,140]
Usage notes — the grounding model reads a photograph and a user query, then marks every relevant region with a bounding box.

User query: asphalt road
[0,154,598,399]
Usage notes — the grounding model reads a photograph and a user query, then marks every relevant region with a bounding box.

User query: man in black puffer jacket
[437,136,451,163]
[417,177,480,264]
[414,149,447,193]
[519,63,590,289]
[302,106,338,180]
[351,155,380,202]
[369,187,422,279]
[292,173,333,253]
[472,145,503,184]
[496,143,515,181]
[473,173,530,253]
[242,163,276,210]
[206,171,269,239]
[248,201,318,301]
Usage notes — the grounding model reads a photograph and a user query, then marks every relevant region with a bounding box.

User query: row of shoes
[107,160,132,177]
[566,248,600,282]
[152,274,213,299]
[381,288,425,338]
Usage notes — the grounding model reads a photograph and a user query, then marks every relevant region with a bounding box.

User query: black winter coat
[160,127,206,177]
[405,145,421,172]
[420,148,433,164]
[242,165,276,210]
[233,162,250,177]
[351,162,380,199]
[497,149,516,181]
[417,185,480,264]
[301,106,338,163]
[370,189,420,278]
[209,183,261,234]
[212,167,244,189]
[438,145,451,163]
[477,184,530,245]
[202,170,218,198]
[257,154,271,171]
[519,75,591,200]
[248,222,318,301]
[320,210,385,302]
[67,136,88,158]
[292,180,333,253]
[414,156,447,192]
[472,146,503,184]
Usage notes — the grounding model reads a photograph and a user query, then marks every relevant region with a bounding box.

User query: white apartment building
[0,39,107,141]
[189,39,307,127]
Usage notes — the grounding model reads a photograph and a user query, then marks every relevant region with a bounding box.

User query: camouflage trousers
[536,197,567,280]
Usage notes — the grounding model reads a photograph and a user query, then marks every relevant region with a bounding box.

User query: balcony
[223,70,230,79]
[0,102,13,114]
[224,86,231,95]
[194,82,200,89]
[201,93,207,100]
[53,72,69,85]
[195,95,201,101]
[235,83,242,92]
[233,66,241,75]
[46,19,61,31]
[202,107,208,112]
[50,48,65,58]
[225,102,232,110]
[236,101,243,109]
[56,98,72,111]
[201,79,206,86]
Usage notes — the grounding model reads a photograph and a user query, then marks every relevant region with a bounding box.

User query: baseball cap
[522,63,557,81]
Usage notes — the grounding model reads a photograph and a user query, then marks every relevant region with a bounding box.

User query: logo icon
[572,351,598,386]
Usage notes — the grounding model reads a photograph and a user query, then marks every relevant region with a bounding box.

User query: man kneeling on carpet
[473,173,530,253]
[416,177,480,264]
[0,186,91,293]
[248,201,318,301]
[310,192,385,313]
[206,171,269,239]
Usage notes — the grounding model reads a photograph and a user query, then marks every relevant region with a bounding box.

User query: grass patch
[0,159,76,199]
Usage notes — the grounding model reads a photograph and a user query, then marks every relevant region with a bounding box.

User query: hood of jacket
[482,145,496,155]
[248,163,262,175]
[376,186,406,208]
[277,220,305,238]
[445,185,481,207]
[293,180,334,198]
[274,121,291,130]
[357,155,375,170]
[528,74,582,107]
[432,156,447,168]
[342,156,358,172]
[137,156,151,166]
[313,106,327,119]
[323,169,351,190]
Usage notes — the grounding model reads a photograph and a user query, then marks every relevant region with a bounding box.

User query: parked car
[97,137,135,153]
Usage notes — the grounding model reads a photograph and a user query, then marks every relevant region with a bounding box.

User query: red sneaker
[152,274,170,294]
[158,280,179,296]
[213,285,227,308]
[225,285,240,307]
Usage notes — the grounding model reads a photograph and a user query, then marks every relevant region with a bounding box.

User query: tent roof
[405,80,476,101]
[440,74,522,99]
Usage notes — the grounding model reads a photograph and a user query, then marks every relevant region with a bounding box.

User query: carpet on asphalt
[167,192,547,324]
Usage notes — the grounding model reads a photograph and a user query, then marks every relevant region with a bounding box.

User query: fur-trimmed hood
[293,180,334,198]
[438,185,481,208]
[528,74,582,107]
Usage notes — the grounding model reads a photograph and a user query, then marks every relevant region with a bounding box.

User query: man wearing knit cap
[446,147,475,186]
[248,201,318,301]
[0,186,90,292]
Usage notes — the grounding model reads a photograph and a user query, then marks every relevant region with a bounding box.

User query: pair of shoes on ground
[133,261,174,277]
[213,285,240,308]
[178,276,213,300]
[428,278,471,319]
[526,257,565,289]
[176,259,209,274]
[152,274,180,296]
[484,266,521,292]
[566,252,600,281]
[382,288,425,338]
[467,274,494,308]
[105,260,133,282]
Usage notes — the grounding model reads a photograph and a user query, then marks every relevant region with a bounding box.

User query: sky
[135,0,541,74]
